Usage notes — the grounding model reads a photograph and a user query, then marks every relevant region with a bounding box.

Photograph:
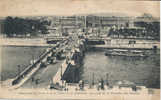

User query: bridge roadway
[51,35,86,89]
[8,34,84,89]
[21,40,74,89]
[21,61,63,88]
[23,34,85,89]
[7,39,69,89]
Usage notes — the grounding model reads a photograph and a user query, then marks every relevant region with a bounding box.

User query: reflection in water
[81,50,160,89]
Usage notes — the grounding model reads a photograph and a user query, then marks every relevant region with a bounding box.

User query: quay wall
[1,38,63,47]
[1,38,48,47]
[87,43,160,50]
[62,52,84,83]
[87,38,160,49]
[1,37,159,49]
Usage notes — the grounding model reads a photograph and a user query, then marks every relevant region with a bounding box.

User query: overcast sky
[0,0,160,17]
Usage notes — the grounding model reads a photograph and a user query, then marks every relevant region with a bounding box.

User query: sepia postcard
[0,0,160,100]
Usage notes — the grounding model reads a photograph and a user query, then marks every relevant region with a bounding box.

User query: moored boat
[105,49,148,57]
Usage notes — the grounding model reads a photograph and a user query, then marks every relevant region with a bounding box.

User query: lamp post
[106,73,109,86]
[61,65,63,88]
[92,73,95,86]
[17,65,21,77]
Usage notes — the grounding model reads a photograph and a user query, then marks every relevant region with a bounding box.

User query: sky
[0,0,160,17]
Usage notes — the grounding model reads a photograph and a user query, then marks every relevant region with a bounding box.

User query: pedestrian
[101,78,104,90]
[31,77,34,82]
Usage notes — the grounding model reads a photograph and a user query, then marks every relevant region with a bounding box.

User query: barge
[104,49,148,57]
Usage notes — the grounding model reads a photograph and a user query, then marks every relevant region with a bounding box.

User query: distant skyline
[0,0,160,17]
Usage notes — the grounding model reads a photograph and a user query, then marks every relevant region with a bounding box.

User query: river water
[81,49,160,88]
[1,46,47,81]
[1,46,160,88]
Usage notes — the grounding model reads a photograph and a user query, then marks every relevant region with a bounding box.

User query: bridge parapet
[45,36,68,44]
[11,40,68,89]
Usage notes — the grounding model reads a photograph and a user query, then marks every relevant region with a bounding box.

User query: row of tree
[108,22,160,40]
[3,16,51,37]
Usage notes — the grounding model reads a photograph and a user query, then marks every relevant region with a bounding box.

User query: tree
[3,16,51,37]
[4,16,14,37]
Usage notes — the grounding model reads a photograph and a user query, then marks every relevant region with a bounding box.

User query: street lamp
[17,65,21,77]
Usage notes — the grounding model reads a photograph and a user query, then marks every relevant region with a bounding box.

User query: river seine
[1,46,160,88]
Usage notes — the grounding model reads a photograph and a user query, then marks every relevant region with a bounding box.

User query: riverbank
[1,38,160,49]
[88,44,160,50]
[0,38,52,47]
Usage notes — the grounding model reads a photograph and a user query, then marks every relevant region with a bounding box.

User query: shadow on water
[62,59,85,83]
[146,54,160,89]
